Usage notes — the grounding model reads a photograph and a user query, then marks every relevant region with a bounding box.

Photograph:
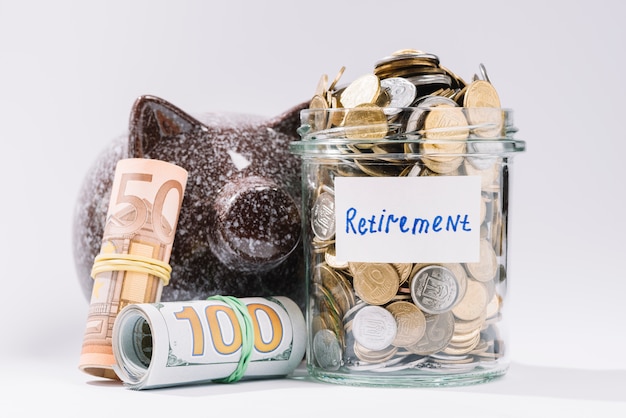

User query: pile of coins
[302,50,512,376]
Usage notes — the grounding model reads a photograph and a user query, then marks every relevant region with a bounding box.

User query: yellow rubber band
[90,253,172,286]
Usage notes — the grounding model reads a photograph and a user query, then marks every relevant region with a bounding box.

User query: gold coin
[463,80,503,138]
[392,263,413,285]
[453,310,487,334]
[375,87,391,107]
[423,104,469,141]
[463,80,501,108]
[328,66,346,92]
[452,279,488,321]
[318,263,355,317]
[450,327,481,345]
[465,239,498,282]
[324,245,349,270]
[343,104,388,139]
[391,48,427,56]
[422,155,465,174]
[420,104,467,173]
[386,301,426,347]
[443,332,480,355]
[309,94,330,131]
[314,73,328,97]
[353,341,398,363]
[339,73,381,108]
[313,282,342,320]
[352,263,400,306]
[309,94,328,110]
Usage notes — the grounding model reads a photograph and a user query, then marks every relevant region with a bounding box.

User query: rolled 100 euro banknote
[112,296,306,390]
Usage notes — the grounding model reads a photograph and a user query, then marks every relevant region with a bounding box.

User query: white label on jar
[334,176,481,263]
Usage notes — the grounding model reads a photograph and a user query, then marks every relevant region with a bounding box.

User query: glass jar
[290,105,525,387]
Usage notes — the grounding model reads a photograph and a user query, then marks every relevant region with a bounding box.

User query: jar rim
[291,107,525,156]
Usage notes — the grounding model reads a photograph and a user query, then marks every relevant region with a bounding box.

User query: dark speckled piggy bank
[73,95,308,309]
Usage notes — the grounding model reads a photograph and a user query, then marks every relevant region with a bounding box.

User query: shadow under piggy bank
[73,95,309,309]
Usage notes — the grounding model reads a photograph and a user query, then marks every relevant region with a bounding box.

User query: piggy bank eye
[208,176,301,272]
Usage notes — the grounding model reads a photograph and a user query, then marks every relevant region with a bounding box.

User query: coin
[452,279,488,321]
[464,80,501,109]
[352,263,400,305]
[318,263,355,317]
[324,245,349,270]
[421,155,465,174]
[339,73,381,108]
[343,104,388,139]
[314,73,328,97]
[423,104,469,141]
[328,66,346,92]
[386,301,426,347]
[313,282,342,326]
[405,96,458,137]
[309,94,328,110]
[443,331,480,355]
[309,94,330,131]
[352,305,398,351]
[392,263,413,285]
[464,80,502,138]
[410,265,460,314]
[453,310,487,334]
[420,104,468,173]
[405,311,455,355]
[380,77,417,115]
[465,239,498,282]
[313,329,343,371]
[311,191,335,241]
[441,263,468,302]
[353,341,399,363]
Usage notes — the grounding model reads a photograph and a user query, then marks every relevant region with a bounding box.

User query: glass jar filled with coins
[290,49,525,387]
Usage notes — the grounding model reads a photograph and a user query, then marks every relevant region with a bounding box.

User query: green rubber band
[206,295,254,383]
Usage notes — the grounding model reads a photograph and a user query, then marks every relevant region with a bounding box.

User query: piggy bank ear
[265,100,310,137]
[128,95,201,158]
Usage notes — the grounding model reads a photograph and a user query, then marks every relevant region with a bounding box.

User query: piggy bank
[73,95,309,309]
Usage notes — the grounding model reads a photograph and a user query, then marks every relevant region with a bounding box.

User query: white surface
[1,0,625,415]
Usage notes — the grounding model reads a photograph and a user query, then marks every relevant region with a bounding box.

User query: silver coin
[410,265,460,314]
[478,63,491,83]
[313,329,343,371]
[405,73,452,88]
[380,77,417,115]
[352,305,397,351]
[405,311,455,356]
[405,96,458,137]
[311,191,335,241]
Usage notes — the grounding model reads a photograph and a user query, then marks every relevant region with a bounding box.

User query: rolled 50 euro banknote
[112,296,305,389]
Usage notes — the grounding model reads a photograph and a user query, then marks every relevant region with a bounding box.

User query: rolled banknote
[79,158,188,379]
[112,296,306,390]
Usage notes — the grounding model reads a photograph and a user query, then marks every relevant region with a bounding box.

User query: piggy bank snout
[208,176,301,273]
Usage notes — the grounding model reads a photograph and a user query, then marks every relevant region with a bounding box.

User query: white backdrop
[1,0,625,415]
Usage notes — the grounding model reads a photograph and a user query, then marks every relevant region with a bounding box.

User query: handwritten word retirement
[345,208,472,236]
